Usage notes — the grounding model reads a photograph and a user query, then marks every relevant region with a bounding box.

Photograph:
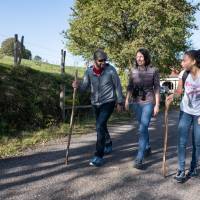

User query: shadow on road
[0,110,194,199]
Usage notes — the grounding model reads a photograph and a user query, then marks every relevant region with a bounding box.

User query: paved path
[0,110,199,200]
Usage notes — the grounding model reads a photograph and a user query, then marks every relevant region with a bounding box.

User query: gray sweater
[79,64,124,106]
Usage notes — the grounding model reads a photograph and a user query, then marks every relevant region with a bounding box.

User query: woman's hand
[153,104,159,116]
[165,94,174,107]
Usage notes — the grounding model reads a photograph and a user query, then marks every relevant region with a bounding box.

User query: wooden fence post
[60,49,66,121]
[18,35,24,65]
[61,50,66,73]
[13,34,24,67]
[14,34,18,67]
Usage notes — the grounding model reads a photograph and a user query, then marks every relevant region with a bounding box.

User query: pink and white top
[179,70,200,116]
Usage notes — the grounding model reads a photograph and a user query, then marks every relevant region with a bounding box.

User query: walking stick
[162,98,170,177]
[65,70,78,164]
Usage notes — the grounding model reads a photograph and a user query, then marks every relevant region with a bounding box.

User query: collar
[92,64,105,76]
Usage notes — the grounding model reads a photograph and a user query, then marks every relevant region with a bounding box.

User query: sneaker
[144,147,152,158]
[104,142,112,154]
[89,156,104,167]
[174,170,186,183]
[186,167,198,178]
[133,159,143,170]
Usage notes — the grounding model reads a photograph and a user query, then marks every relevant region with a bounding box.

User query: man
[72,49,124,167]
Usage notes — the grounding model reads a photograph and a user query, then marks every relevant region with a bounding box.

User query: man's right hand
[125,99,129,111]
[72,80,79,89]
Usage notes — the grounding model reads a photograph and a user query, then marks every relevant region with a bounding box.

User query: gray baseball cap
[93,49,108,60]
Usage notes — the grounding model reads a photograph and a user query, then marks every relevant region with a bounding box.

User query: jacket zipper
[97,76,101,105]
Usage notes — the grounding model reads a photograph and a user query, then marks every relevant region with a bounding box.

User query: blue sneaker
[133,159,143,169]
[144,147,152,158]
[89,156,104,167]
[174,170,186,183]
[104,142,112,154]
[186,167,199,178]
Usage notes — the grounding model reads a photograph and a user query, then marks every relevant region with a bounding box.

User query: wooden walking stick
[162,98,170,177]
[65,70,78,164]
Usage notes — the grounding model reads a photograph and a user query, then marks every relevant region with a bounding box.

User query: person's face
[181,54,196,71]
[95,59,106,68]
[136,52,145,66]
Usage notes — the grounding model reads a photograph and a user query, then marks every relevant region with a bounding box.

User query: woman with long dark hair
[166,50,200,183]
[125,48,160,169]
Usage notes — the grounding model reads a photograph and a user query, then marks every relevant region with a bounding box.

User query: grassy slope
[0,56,93,157]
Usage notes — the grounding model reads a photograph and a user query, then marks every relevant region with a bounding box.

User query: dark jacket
[79,64,124,106]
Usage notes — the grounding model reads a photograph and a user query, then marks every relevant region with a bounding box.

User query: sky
[0,0,83,66]
[0,0,200,66]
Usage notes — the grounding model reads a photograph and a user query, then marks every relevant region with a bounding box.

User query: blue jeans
[178,111,200,171]
[93,101,115,158]
[131,103,154,161]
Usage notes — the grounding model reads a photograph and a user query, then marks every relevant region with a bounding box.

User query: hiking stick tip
[162,165,168,178]
[65,157,69,165]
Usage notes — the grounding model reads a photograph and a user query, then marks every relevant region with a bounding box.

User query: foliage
[66,0,199,73]
[34,55,42,61]
[0,56,88,137]
[1,37,32,60]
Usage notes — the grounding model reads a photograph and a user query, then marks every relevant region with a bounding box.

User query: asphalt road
[0,110,199,200]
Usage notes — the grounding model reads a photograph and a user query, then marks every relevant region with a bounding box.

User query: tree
[66,0,199,73]
[0,48,3,59]
[34,55,42,62]
[23,49,32,60]
[1,38,15,57]
[1,37,32,60]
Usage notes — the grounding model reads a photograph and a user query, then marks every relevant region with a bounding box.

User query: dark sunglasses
[97,59,106,63]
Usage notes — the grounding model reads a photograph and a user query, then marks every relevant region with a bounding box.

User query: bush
[0,63,90,137]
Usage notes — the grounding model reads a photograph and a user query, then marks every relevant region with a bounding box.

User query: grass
[0,120,92,158]
[0,55,85,76]
[0,55,90,158]
[0,107,131,158]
